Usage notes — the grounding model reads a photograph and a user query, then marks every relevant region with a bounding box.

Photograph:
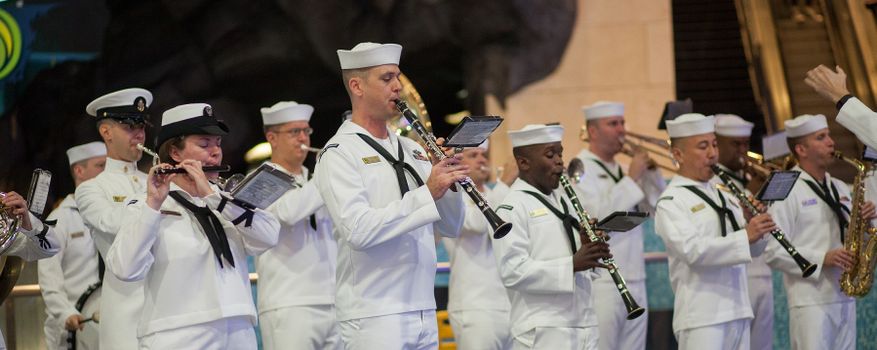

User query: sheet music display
[756,170,801,202]
[229,163,295,209]
[27,169,52,217]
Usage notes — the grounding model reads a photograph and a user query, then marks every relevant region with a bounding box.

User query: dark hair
[158,135,187,165]
[341,68,370,94]
[786,135,805,159]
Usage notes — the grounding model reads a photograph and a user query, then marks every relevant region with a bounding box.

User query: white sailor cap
[261,101,314,126]
[66,141,106,165]
[666,113,715,138]
[762,132,791,160]
[465,139,489,151]
[785,114,828,138]
[337,42,402,70]
[85,88,153,124]
[582,101,624,120]
[508,124,564,148]
[714,114,754,137]
[157,103,229,147]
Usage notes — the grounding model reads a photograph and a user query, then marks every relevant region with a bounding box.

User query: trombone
[579,127,677,172]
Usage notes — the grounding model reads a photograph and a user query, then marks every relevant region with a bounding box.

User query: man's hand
[146,164,176,210]
[426,154,470,200]
[861,200,876,221]
[804,65,850,104]
[573,241,611,272]
[745,213,776,243]
[1,191,32,230]
[824,248,856,271]
[65,314,85,331]
[741,195,767,221]
[627,145,651,181]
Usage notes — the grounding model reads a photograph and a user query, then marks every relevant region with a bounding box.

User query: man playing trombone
[574,101,665,350]
[256,101,341,350]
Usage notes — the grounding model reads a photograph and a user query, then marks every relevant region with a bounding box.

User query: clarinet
[711,165,817,277]
[394,100,513,239]
[559,174,646,320]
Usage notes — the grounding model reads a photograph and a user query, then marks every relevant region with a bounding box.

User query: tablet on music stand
[230,163,295,209]
[595,211,650,232]
[756,170,800,202]
[27,169,52,217]
[443,116,504,148]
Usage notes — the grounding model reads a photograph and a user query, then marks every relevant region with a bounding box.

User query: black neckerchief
[803,179,850,241]
[169,191,235,268]
[356,134,424,196]
[522,190,579,254]
[682,185,740,237]
[307,170,317,230]
[590,159,623,183]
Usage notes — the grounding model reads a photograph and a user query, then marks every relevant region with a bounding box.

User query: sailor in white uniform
[764,114,875,350]
[39,142,106,350]
[314,42,467,350]
[493,124,612,350]
[712,114,774,350]
[442,140,514,350]
[256,101,340,350]
[575,101,665,350]
[655,113,775,350]
[74,88,152,350]
[105,103,280,349]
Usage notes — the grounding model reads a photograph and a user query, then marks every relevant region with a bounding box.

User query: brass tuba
[0,194,25,303]
[834,151,877,297]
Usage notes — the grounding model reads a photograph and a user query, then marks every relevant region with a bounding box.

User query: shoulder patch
[127,199,138,206]
[317,143,339,160]
[656,195,673,203]
[497,204,514,211]
[690,203,706,213]
[113,195,127,203]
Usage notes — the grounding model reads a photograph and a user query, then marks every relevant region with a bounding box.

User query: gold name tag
[362,156,381,164]
[530,208,549,218]
[690,203,706,213]
[113,196,127,203]
[71,232,84,239]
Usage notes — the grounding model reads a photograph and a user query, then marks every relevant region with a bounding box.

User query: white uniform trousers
[746,276,773,350]
[139,316,256,350]
[339,310,438,350]
[676,318,750,350]
[789,301,855,350]
[448,309,512,350]
[260,304,341,350]
[511,326,598,350]
[593,279,647,350]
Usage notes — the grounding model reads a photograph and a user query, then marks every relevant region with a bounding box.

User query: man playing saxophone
[764,114,876,350]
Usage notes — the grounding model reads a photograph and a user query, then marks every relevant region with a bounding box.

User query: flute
[394,99,513,239]
[559,174,646,320]
[711,165,817,277]
[155,165,232,175]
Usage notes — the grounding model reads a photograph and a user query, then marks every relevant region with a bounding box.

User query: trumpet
[137,143,159,166]
[300,144,321,153]
[559,174,646,320]
[395,99,513,239]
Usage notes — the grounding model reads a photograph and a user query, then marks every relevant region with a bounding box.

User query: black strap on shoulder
[307,171,317,230]
[590,159,623,183]
[682,185,740,237]
[356,133,425,196]
[803,179,849,241]
[522,190,579,254]
[169,191,235,268]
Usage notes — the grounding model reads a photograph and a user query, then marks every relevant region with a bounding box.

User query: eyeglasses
[275,127,313,137]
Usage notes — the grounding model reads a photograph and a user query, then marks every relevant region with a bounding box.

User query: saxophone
[834,151,877,297]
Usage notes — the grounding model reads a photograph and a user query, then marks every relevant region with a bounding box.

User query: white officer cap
[666,113,715,138]
[508,124,564,148]
[157,103,229,147]
[260,101,314,126]
[66,141,106,165]
[337,42,402,70]
[582,101,624,120]
[714,114,754,137]
[85,88,153,123]
[785,114,828,138]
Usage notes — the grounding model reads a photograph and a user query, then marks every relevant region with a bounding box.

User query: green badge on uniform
[498,204,513,211]
[362,156,381,164]
[690,203,706,213]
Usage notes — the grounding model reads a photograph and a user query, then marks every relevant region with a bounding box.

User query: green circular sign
[0,9,22,80]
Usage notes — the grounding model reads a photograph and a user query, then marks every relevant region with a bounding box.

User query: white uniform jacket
[837,97,877,150]
[710,164,772,279]
[314,120,464,322]
[105,185,279,337]
[574,149,665,283]
[764,166,855,307]
[655,175,767,332]
[74,157,146,348]
[443,182,512,312]
[38,195,100,347]
[257,165,337,312]
[492,179,598,339]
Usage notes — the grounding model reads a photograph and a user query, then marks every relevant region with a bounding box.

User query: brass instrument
[137,143,159,166]
[621,139,677,172]
[579,127,677,172]
[300,144,321,153]
[711,165,817,277]
[834,151,877,296]
[395,100,513,239]
[741,151,780,180]
[391,74,432,141]
[0,193,20,255]
[559,173,646,320]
